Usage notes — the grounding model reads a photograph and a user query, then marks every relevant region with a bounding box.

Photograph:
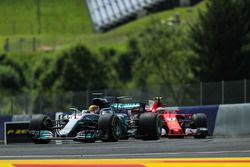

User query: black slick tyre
[192,113,208,139]
[192,113,207,127]
[29,114,53,144]
[139,112,162,140]
[98,114,121,142]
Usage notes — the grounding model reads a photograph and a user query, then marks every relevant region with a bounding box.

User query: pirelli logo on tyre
[4,121,30,144]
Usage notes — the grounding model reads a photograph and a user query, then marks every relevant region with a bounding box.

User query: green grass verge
[0,1,207,53]
[0,0,92,35]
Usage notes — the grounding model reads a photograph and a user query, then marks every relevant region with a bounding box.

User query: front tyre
[192,113,208,139]
[29,114,53,144]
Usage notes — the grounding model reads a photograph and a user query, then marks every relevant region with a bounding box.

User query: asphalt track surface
[0,137,250,159]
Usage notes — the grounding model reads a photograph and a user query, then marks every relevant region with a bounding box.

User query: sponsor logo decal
[7,129,29,135]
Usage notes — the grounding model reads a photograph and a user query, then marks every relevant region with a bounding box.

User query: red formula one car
[146,97,208,138]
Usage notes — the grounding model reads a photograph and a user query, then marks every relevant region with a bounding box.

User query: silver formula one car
[28,98,161,144]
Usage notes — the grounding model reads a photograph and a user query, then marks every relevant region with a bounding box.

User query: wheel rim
[112,118,121,138]
[43,118,53,130]
[156,117,162,136]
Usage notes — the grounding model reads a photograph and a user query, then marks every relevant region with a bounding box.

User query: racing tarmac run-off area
[0,137,250,159]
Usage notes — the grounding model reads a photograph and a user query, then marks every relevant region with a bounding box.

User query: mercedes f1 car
[147,97,208,138]
[28,97,161,144]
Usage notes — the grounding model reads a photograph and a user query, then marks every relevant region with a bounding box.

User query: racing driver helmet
[155,97,163,107]
[88,105,100,114]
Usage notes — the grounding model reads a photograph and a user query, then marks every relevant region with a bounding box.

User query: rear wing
[111,102,146,113]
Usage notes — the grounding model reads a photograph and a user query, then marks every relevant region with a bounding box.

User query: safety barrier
[213,103,250,137]
[0,113,55,140]
[178,105,219,136]
[0,116,12,141]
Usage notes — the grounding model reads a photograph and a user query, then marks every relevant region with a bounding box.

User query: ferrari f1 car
[147,97,208,138]
[28,97,162,144]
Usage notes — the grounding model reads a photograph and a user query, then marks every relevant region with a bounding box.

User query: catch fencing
[0,80,250,115]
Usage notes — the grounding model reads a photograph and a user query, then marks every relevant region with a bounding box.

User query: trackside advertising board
[4,121,30,144]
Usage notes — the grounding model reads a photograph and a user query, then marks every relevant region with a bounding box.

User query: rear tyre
[192,113,208,139]
[98,114,121,142]
[119,126,129,140]
[118,115,129,140]
[139,112,162,140]
[29,114,53,144]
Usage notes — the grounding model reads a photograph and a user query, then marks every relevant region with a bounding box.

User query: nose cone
[174,128,181,134]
